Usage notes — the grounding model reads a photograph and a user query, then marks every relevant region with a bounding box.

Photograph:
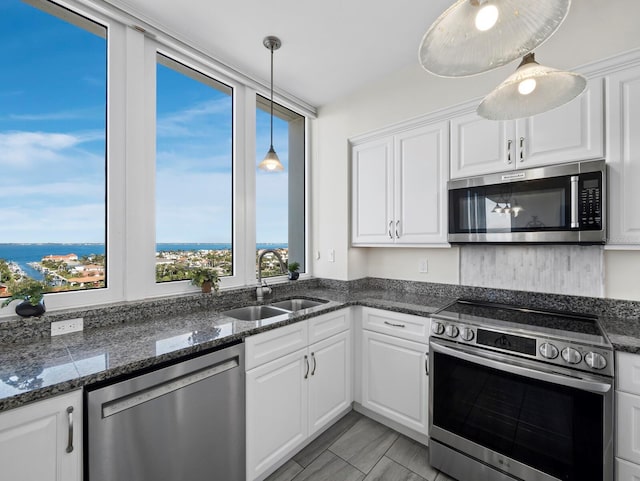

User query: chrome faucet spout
[256,249,287,301]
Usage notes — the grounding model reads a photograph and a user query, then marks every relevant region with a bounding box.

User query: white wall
[311,0,640,300]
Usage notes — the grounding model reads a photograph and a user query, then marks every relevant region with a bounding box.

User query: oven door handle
[431,340,612,394]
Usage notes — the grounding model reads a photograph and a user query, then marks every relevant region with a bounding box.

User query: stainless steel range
[429,300,613,481]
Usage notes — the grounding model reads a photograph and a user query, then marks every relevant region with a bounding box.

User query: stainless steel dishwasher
[86,342,245,481]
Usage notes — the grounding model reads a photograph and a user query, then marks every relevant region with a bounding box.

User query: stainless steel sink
[270,298,327,312]
[222,305,290,321]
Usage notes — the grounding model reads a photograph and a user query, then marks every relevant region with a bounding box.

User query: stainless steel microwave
[448,160,606,244]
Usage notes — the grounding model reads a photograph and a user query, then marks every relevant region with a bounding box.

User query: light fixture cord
[270,44,274,149]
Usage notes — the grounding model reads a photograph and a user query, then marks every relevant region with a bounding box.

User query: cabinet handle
[520,137,525,162]
[388,221,393,239]
[395,220,400,239]
[66,406,74,453]
[311,352,317,376]
[384,320,405,328]
[425,353,429,376]
[507,140,512,164]
[304,354,309,379]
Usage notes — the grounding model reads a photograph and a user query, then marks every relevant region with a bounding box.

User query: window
[256,96,306,278]
[0,0,107,299]
[155,55,233,283]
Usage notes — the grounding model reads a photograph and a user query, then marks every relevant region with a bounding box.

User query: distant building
[42,254,78,263]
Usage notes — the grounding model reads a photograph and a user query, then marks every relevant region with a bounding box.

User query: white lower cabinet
[359,307,430,436]
[245,310,352,481]
[616,352,640,480]
[0,390,82,481]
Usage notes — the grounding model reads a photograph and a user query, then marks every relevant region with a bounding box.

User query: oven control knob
[561,347,582,365]
[431,322,445,336]
[460,327,474,342]
[539,343,559,359]
[445,325,459,338]
[584,352,607,370]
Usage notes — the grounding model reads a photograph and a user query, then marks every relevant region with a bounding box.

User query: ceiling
[104,0,453,108]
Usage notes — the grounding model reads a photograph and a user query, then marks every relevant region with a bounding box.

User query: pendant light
[258,36,285,172]
[477,53,586,120]
[419,0,571,77]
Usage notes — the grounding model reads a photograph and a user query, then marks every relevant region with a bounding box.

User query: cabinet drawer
[362,307,430,343]
[245,321,308,371]
[616,457,640,480]
[308,309,351,345]
[618,352,640,395]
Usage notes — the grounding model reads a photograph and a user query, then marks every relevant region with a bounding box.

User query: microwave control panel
[579,173,602,229]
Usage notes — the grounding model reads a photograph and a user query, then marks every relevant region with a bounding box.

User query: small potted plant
[2,278,48,317]
[190,266,219,293]
[287,261,300,281]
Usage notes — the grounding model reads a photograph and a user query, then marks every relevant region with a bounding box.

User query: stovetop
[431,299,613,376]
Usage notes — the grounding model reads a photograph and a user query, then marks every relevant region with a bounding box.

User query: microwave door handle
[570,175,580,228]
[430,340,611,394]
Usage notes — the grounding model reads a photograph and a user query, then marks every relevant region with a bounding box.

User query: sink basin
[271,298,327,312]
[222,305,289,321]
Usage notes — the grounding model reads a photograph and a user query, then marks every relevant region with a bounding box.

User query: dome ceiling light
[477,53,587,120]
[419,0,572,77]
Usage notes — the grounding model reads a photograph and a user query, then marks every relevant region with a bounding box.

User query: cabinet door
[395,122,449,244]
[0,390,82,481]
[361,330,429,434]
[518,77,604,168]
[617,391,640,464]
[246,349,309,481]
[608,64,640,245]
[351,137,394,244]
[450,110,512,179]
[308,330,352,436]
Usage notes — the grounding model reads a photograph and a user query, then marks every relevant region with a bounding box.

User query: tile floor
[265,411,456,481]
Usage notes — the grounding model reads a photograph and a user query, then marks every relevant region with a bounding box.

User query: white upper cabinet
[450,77,604,179]
[351,120,449,246]
[607,63,640,246]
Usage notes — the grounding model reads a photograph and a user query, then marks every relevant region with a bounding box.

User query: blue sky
[0,0,289,245]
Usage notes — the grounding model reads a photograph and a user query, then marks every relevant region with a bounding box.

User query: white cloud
[156,98,231,138]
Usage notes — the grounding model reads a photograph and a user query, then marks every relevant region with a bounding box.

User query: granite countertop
[0,285,455,412]
[2,278,639,413]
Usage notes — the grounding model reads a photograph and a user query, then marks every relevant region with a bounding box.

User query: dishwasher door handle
[102,357,239,418]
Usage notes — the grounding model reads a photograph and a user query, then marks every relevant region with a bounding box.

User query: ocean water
[0,243,287,280]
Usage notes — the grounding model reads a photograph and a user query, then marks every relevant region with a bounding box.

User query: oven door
[429,339,613,481]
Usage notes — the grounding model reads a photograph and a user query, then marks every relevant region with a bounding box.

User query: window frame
[0,0,311,318]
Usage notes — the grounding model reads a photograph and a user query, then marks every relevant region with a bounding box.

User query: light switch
[328,249,335,262]
[419,259,428,273]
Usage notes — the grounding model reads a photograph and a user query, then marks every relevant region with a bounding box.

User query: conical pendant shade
[258,146,284,171]
[419,0,571,77]
[477,53,586,120]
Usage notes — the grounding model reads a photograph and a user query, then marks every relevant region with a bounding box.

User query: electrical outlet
[51,318,84,336]
[419,259,429,273]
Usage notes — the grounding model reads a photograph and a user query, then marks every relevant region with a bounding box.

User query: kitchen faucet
[256,249,286,301]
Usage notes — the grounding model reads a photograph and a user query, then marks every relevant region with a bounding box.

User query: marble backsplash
[460,245,604,298]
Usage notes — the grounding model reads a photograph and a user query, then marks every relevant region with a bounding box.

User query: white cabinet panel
[522,78,604,168]
[361,330,429,434]
[351,120,449,246]
[608,64,640,245]
[0,390,82,481]
[617,352,640,395]
[617,391,640,464]
[362,307,430,344]
[617,457,640,481]
[246,348,309,480]
[308,330,352,436]
[351,138,394,244]
[450,111,511,179]
[245,321,308,370]
[394,123,449,244]
[308,310,350,345]
[450,79,604,179]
